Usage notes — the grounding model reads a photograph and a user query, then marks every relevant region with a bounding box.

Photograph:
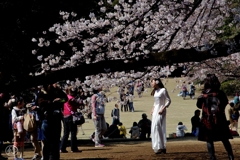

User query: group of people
[110,103,151,139]
[118,80,145,112]
[0,74,236,160]
[0,83,92,160]
[178,81,196,100]
[150,74,234,160]
[119,92,134,112]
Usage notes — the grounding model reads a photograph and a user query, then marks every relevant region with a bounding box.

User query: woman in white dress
[150,78,171,154]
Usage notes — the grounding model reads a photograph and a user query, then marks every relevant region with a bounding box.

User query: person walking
[150,78,171,154]
[91,86,107,147]
[196,74,234,160]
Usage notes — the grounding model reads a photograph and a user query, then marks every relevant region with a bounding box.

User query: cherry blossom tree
[2,0,240,92]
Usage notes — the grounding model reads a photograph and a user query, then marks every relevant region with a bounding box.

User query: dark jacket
[38,87,68,121]
[191,115,200,133]
[138,118,151,133]
[104,124,121,138]
[196,89,232,141]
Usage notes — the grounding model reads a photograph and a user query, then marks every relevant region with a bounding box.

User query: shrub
[220,80,240,96]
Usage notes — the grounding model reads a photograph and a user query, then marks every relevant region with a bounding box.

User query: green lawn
[74,77,233,139]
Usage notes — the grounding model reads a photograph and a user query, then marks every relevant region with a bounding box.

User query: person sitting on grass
[129,122,140,139]
[191,109,201,137]
[104,119,121,139]
[138,113,151,139]
[176,122,188,137]
[118,122,127,138]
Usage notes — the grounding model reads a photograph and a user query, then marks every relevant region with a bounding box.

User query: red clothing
[63,95,78,116]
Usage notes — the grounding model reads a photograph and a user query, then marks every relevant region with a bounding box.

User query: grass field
[75,77,233,139]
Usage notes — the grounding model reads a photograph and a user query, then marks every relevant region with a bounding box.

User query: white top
[153,88,171,114]
[176,125,188,137]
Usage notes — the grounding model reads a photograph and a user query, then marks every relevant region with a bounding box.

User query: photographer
[60,86,82,153]
[38,83,68,160]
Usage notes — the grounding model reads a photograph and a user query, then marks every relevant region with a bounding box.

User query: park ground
[3,137,240,160]
[3,77,238,159]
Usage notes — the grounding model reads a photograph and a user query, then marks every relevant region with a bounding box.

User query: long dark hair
[203,74,220,91]
[151,78,165,96]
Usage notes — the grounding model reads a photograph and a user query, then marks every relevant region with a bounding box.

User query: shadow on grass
[132,110,145,112]
[82,148,111,151]
[104,139,151,146]
[63,158,109,160]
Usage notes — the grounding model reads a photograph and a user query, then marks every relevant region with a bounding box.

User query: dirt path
[3,137,240,160]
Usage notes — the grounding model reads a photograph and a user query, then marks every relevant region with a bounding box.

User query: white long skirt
[151,110,167,153]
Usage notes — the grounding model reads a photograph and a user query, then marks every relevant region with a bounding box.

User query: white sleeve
[11,109,22,122]
[184,125,188,131]
[163,89,171,108]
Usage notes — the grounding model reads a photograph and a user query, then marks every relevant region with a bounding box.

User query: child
[129,122,140,139]
[11,96,26,160]
[228,102,239,131]
[176,122,187,137]
[118,122,127,138]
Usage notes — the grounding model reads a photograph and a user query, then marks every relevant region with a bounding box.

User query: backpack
[202,92,220,126]
[23,113,37,132]
[206,95,220,115]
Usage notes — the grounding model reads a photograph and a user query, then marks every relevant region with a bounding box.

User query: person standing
[112,104,120,125]
[189,83,196,100]
[38,83,68,160]
[60,86,82,153]
[11,96,26,160]
[181,81,188,100]
[191,109,201,137]
[0,92,8,160]
[91,87,107,147]
[150,78,171,154]
[127,93,134,112]
[25,102,42,160]
[196,74,234,160]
